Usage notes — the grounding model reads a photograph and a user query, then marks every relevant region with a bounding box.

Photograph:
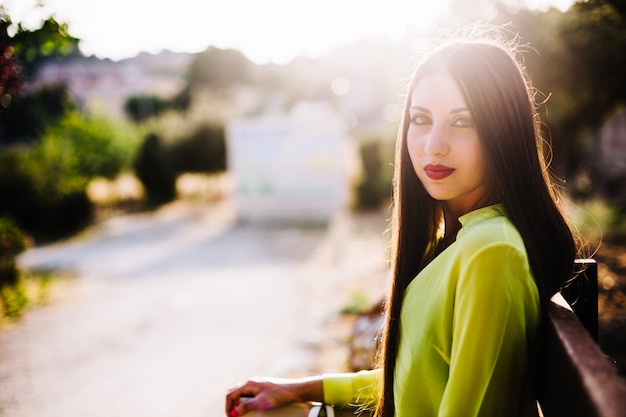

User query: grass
[0,269,59,325]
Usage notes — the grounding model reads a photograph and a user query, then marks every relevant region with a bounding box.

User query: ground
[0,197,624,417]
[0,199,390,417]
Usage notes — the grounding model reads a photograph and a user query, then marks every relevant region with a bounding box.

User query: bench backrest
[537,259,626,417]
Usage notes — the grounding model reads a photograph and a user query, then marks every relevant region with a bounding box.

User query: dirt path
[0,200,390,417]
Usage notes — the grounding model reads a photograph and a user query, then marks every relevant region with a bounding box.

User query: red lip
[424,164,454,180]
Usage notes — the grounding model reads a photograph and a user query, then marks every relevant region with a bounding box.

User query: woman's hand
[225,376,323,417]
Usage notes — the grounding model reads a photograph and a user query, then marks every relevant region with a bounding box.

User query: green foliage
[0,149,93,241]
[0,218,31,317]
[38,111,138,182]
[571,198,626,244]
[340,290,375,314]
[0,281,29,318]
[133,132,177,206]
[0,10,129,242]
[124,94,172,122]
[0,217,28,288]
[170,122,227,174]
[560,1,626,123]
[0,267,57,320]
[0,11,80,143]
[133,116,227,206]
[0,83,76,144]
[498,2,626,176]
[0,15,81,79]
[355,139,394,210]
[0,112,139,241]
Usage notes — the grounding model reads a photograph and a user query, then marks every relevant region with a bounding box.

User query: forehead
[410,73,468,110]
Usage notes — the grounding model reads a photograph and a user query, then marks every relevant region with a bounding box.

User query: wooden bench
[537,259,626,417]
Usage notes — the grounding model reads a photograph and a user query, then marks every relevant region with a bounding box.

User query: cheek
[468,145,489,182]
[406,134,426,180]
[406,130,423,159]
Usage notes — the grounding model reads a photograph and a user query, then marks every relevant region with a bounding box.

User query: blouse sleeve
[322,369,380,409]
[439,243,539,417]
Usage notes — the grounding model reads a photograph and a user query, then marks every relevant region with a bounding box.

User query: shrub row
[0,149,93,242]
[134,122,226,206]
[0,111,139,242]
[355,138,394,211]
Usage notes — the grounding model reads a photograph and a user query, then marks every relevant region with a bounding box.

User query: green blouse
[323,205,540,417]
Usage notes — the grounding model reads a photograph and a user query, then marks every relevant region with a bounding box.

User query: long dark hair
[375,35,579,417]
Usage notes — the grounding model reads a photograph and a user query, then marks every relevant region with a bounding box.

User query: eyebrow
[409,106,471,114]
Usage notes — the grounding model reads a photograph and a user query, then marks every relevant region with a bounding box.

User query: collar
[457,204,506,238]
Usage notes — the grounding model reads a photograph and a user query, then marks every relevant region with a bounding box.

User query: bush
[355,139,394,210]
[38,111,139,181]
[0,84,75,145]
[133,120,227,206]
[0,111,141,241]
[170,122,227,173]
[0,150,93,242]
[0,218,28,288]
[124,94,171,123]
[0,218,57,319]
[133,132,177,206]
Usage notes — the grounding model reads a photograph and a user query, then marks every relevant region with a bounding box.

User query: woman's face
[407,72,491,217]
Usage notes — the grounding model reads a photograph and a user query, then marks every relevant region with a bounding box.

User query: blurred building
[33,51,192,118]
[227,102,354,224]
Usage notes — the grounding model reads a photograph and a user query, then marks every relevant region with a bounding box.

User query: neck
[441,209,461,248]
[440,196,499,247]
[443,190,500,223]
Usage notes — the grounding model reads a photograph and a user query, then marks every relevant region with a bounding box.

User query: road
[0,199,388,417]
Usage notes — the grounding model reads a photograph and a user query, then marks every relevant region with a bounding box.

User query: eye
[452,116,474,128]
[410,114,432,125]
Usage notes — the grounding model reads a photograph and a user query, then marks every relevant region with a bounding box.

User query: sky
[3,0,574,64]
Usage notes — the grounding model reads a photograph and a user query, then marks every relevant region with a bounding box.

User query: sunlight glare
[2,0,575,64]
[331,77,351,96]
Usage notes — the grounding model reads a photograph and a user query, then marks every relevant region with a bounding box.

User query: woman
[225,29,579,417]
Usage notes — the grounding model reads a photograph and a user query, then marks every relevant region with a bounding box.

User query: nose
[423,123,449,156]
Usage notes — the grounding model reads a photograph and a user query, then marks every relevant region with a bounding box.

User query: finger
[238,396,266,416]
[227,396,258,417]
[226,383,261,415]
[227,394,250,417]
[225,389,243,415]
[225,395,236,416]
[232,386,261,402]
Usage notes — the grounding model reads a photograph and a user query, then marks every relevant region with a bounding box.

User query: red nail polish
[230,408,239,417]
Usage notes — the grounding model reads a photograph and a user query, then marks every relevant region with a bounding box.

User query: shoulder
[455,216,534,290]
[457,214,526,258]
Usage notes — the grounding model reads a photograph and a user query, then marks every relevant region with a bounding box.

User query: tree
[0,12,81,143]
[172,46,253,110]
[38,111,137,182]
[169,122,227,174]
[124,94,171,122]
[0,43,24,110]
[0,14,80,80]
[0,83,75,144]
[133,133,177,206]
[186,46,251,91]
[497,1,626,176]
